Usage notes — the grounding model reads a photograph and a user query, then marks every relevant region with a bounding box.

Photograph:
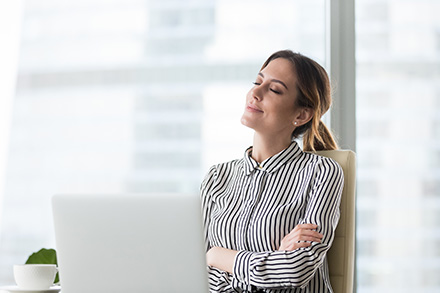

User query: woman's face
[241,58,300,137]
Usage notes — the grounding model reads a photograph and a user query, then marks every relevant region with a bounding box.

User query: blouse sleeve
[200,165,217,252]
[232,157,344,289]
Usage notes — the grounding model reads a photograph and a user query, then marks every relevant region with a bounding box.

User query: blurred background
[0,0,439,292]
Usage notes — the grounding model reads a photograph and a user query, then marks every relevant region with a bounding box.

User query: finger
[286,233,323,245]
[299,235,322,243]
[284,231,323,244]
[282,242,310,251]
[296,223,319,230]
[299,230,324,239]
[294,241,312,249]
[287,227,318,238]
[304,230,324,239]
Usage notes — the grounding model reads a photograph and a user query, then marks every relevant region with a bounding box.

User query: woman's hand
[206,247,238,273]
[278,224,323,251]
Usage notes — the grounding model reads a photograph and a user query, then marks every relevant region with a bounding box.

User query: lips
[246,103,263,113]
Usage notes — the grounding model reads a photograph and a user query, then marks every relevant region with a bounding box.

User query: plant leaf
[25,248,59,284]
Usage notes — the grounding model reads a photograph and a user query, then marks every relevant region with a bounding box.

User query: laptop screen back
[52,193,208,293]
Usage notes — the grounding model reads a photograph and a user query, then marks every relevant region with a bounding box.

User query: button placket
[243,169,267,249]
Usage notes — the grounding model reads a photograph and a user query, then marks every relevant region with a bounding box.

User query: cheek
[274,104,296,122]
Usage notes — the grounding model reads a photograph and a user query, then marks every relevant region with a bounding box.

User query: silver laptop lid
[52,193,208,293]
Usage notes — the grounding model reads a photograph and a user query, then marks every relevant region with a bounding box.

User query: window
[356,0,440,291]
[4,0,438,291]
[0,0,327,285]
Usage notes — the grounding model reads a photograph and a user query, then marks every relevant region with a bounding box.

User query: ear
[292,108,314,127]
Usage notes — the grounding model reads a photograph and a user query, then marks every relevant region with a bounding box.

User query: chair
[315,150,356,293]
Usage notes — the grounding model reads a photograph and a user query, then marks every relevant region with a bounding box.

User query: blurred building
[0,0,325,285]
[3,0,438,291]
[356,0,440,291]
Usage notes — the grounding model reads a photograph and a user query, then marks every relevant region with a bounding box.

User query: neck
[251,132,292,163]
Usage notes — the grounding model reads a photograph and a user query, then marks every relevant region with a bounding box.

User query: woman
[201,50,344,293]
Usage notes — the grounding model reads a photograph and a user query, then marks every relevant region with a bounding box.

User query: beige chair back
[315,150,356,293]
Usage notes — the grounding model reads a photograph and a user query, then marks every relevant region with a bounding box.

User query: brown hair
[261,50,338,152]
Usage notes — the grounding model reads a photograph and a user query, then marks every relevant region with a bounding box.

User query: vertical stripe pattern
[200,142,344,293]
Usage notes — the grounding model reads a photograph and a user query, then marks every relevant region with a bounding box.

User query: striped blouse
[200,141,344,293]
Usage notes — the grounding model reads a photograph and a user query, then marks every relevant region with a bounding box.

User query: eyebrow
[258,72,289,90]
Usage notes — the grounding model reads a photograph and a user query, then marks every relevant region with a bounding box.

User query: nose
[251,85,263,101]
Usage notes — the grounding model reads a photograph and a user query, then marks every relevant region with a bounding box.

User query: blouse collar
[243,141,303,175]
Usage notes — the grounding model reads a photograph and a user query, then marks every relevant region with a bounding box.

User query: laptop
[52,193,208,293]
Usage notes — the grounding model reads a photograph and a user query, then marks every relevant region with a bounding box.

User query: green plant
[25,248,59,284]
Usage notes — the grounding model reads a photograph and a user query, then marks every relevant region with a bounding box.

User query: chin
[240,117,256,130]
[240,117,249,127]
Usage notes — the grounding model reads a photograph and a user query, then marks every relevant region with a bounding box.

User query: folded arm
[206,223,323,274]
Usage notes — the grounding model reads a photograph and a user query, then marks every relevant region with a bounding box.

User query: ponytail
[303,120,338,152]
[261,50,339,152]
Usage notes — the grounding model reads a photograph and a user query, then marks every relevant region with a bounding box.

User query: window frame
[327,0,356,290]
[327,0,356,151]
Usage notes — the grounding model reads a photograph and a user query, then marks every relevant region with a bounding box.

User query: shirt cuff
[233,250,253,285]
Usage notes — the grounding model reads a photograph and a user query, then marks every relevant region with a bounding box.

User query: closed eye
[253,81,282,94]
[270,88,282,94]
